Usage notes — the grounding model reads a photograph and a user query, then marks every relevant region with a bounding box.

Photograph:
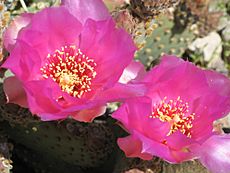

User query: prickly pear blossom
[112,56,230,173]
[1,0,144,122]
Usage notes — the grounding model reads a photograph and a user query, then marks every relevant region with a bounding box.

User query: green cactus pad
[135,15,195,67]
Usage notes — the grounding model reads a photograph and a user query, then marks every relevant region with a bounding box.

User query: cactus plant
[112,0,181,50]
[135,15,195,67]
[0,112,117,173]
[0,83,118,172]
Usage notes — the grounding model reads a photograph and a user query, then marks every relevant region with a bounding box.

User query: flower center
[150,96,195,138]
[40,45,97,98]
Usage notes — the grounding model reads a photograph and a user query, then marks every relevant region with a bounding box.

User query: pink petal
[112,97,152,128]
[24,79,64,117]
[133,130,177,163]
[141,55,184,83]
[17,7,82,60]
[119,60,146,84]
[204,70,230,97]
[203,70,230,119]
[191,97,219,142]
[166,131,195,150]
[170,145,199,163]
[72,106,106,122]
[3,76,28,107]
[191,70,230,141]
[2,40,42,81]
[112,97,170,140]
[94,83,147,102]
[145,56,208,103]
[166,132,200,162]
[79,18,136,88]
[3,13,33,51]
[197,135,230,173]
[61,0,110,24]
[118,135,153,160]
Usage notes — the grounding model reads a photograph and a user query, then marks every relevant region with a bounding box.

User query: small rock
[217,17,229,31]
[188,32,222,62]
[188,32,228,73]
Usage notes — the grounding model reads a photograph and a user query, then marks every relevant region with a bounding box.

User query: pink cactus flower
[1,0,144,122]
[112,55,230,173]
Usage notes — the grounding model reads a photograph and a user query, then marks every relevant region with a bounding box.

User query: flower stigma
[40,45,97,98]
[150,96,195,138]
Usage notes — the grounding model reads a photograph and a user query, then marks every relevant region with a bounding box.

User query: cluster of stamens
[150,96,195,138]
[40,45,97,98]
